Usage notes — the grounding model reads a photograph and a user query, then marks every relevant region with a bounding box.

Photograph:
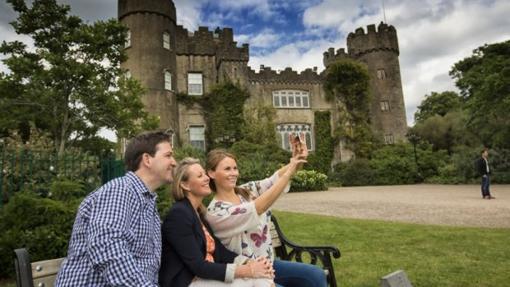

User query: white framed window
[164,71,172,91]
[384,134,394,144]
[276,123,313,151]
[163,32,170,50]
[272,90,310,108]
[125,29,131,48]
[377,69,386,80]
[380,101,390,111]
[188,73,203,95]
[189,125,205,151]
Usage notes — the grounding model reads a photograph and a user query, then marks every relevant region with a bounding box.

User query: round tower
[347,22,408,143]
[119,0,178,137]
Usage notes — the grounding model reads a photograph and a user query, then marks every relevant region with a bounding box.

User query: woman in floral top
[160,158,275,287]
[206,135,327,287]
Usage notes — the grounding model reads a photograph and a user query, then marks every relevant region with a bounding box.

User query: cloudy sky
[1,0,510,125]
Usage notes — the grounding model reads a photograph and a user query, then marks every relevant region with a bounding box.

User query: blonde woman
[205,136,327,287]
[159,157,275,287]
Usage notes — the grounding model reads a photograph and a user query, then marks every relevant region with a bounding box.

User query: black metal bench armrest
[270,215,341,287]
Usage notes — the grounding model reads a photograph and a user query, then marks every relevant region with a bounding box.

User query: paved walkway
[273,184,510,228]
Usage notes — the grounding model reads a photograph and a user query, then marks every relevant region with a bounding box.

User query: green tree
[324,60,373,158]
[411,111,478,155]
[0,0,158,156]
[414,91,462,123]
[450,40,510,148]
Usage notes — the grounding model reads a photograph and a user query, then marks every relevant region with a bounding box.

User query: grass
[2,212,508,287]
[273,211,510,287]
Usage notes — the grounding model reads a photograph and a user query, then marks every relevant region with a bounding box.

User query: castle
[119,0,408,163]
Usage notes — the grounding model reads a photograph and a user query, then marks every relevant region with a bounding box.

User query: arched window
[273,90,310,108]
[276,123,313,151]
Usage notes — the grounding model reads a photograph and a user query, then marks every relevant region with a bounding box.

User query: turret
[347,22,408,142]
[119,0,179,136]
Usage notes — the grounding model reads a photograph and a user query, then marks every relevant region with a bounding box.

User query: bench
[14,248,64,287]
[270,215,341,287]
[14,215,341,287]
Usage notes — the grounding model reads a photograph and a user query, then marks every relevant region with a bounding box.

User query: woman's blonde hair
[205,149,252,201]
[171,157,207,216]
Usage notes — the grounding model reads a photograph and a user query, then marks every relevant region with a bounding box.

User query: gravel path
[273,184,510,228]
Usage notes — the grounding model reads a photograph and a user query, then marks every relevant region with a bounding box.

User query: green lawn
[273,211,510,287]
[2,211,508,287]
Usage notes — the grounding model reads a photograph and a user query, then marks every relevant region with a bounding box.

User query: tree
[414,91,462,123]
[411,111,478,155]
[0,0,158,156]
[450,40,510,148]
[324,60,374,158]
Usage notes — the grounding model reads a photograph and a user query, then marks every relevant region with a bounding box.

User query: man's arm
[87,186,156,287]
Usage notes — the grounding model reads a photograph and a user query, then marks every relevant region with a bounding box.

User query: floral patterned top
[206,172,290,262]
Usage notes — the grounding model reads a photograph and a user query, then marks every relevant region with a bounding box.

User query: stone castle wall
[119,0,409,161]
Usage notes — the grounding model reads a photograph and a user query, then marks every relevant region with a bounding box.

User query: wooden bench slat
[33,274,58,287]
[31,258,64,279]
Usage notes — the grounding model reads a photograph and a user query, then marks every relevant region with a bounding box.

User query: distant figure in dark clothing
[477,148,495,199]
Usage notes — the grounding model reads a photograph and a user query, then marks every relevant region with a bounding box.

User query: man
[477,148,495,200]
[56,131,177,286]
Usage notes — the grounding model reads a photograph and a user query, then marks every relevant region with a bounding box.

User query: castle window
[188,73,203,95]
[272,90,310,109]
[276,123,313,151]
[125,29,131,48]
[125,70,131,79]
[164,71,172,91]
[380,101,390,111]
[189,125,205,150]
[274,96,280,107]
[163,32,170,50]
[384,134,394,144]
[377,69,386,80]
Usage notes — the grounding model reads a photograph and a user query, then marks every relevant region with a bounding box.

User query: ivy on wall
[307,111,334,174]
[324,59,375,158]
[176,81,249,150]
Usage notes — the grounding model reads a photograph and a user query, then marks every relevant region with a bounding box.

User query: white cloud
[288,0,510,125]
[236,29,280,48]
[174,0,205,31]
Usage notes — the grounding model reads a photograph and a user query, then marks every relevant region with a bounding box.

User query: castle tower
[118,0,179,137]
[346,22,408,143]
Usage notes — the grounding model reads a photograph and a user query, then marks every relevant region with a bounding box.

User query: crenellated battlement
[175,26,249,61]
[248,65,322,84]
[347,22,399,57]
[323,47,353,68]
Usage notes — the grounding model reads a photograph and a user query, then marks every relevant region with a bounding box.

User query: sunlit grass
[273,211,510,287]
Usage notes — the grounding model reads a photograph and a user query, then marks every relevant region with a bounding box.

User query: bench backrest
[14,248,64,287]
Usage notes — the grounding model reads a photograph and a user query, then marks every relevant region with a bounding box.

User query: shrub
[49,179,87,202]
[0,191,76,278]
[370,144,420,185]
[174,144,206,164]
[230,140,289,184]
[290,170,328,192]
[332,159,376,186]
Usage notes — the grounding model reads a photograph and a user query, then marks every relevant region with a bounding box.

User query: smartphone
[294,133,301,143]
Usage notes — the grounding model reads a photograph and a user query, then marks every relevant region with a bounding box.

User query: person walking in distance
[477,148,495,199]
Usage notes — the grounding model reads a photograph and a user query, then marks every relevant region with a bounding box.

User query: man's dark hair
[124,131,172,172]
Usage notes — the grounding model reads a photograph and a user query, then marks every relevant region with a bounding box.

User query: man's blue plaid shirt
[55,172,161,286]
